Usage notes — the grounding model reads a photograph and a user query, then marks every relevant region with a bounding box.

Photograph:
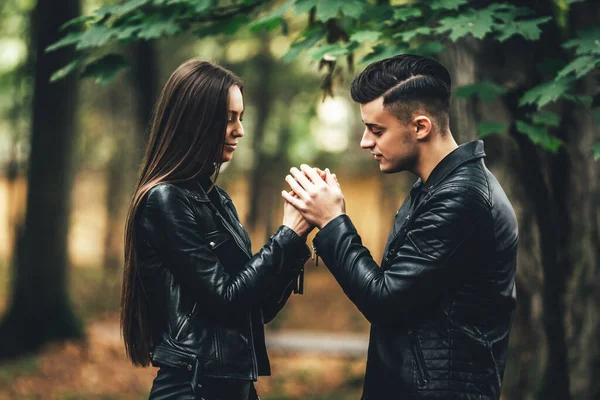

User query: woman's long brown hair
[122,59,242,366]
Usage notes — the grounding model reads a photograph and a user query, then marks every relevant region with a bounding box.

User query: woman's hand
[282,190,314,238]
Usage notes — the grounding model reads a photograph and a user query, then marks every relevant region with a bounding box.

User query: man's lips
[371,152,382,160]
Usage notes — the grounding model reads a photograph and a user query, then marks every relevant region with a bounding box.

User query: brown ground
[0,317,365,400]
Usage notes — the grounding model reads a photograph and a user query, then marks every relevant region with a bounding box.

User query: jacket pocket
[174,302,198,341]
[409,330,430,388]
[203,230,231,250]
[151,345,197,371]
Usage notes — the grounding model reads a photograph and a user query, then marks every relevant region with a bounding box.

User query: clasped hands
[281,164,345,236]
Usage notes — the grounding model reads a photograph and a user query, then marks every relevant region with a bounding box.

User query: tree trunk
[246,40,275,232]
[102,41,158,271]
[565,4,600,399]
[0,0,83,358]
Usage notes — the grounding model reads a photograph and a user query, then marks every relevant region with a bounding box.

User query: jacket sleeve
[260,249,309,324]
[139,184,309,313]
[312,186,489,327]
[215,188,311,323]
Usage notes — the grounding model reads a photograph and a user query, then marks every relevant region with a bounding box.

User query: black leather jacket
[314,141,518,399]
[136,180,310,380]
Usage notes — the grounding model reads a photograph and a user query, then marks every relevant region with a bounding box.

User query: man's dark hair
[350,54,451,132]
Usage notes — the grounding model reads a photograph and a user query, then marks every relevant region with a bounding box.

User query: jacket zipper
[214,327,222,362]
[408,329,429,387]
[212,205,252,259]
[174,302,198,340]
[247,313,258,380]
[312,245,319,266]
[387,191,432,249]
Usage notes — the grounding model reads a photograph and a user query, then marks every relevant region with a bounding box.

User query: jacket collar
[417,140,486,192]
[178,178,230,204]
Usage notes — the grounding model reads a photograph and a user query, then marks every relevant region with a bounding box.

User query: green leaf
[412,41,445,57]
[119,0,152,15]
[250,16,284,32]
[50,57,86,82]
[564,27,600,55]
[429,0,468,11]
[80,54,129,85]
[359,44,408,65]
[250,0,293,32]
[315,0,343,21]
[564,94,593,105]
[556,55,600,79]
[75,25,115,50]
[294,0,317,15]
[520,79,572,108]
[477,121,508,137]
[308,42,349,60]
[341,0,365,19]
[115,25,141,41]
[94,5,123,17]
[593,141,600,161]
[516,120,564,152]
[454,80,507,102]
[362,5,395,23]
[137,16,181,39]
[496,17,552,42]
[162,0,213,13]
[195,14,249,37]
[436,9,495,41]
[531,111,560,127]
[349,30,381,43]
[282,27,325,62]
[392,6,422,21]
[393,27,432,42]
[60,15,96,31]
[46,31,84,52]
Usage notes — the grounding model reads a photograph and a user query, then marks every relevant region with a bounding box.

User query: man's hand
[281,164,345,229]
[282,190,314,237]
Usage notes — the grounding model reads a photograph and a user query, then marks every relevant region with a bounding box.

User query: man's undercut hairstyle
[351,54,451,132]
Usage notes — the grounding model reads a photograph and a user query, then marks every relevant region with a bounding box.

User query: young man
[282,54,518,399]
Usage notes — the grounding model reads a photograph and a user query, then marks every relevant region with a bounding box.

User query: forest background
[0,0,598,399]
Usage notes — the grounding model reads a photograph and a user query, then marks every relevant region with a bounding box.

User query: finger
[281,190,305,210]
[315,167,327,180]
[333,174,340,188]
[290,167,315,191]
[300,164,324,185]
[325,168,338,186]
[285,174,310,201]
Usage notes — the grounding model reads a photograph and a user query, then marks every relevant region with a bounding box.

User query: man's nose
[360,129,374,149]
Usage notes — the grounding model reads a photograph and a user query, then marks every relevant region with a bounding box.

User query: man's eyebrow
[364,122,383,129]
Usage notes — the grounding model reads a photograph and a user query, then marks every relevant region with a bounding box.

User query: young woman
[122,59,312,400]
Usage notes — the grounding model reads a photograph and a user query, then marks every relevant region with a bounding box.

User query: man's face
[359,97,418,174]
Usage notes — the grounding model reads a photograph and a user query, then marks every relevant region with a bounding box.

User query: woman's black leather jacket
[136,180,310,380]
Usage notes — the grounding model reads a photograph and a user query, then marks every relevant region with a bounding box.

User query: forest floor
[0,266,368,399]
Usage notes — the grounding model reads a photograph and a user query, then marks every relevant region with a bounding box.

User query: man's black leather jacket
[136,180,310,380]
[314,141,518,399]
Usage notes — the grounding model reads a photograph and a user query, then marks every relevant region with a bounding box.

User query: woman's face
[221,85,244,163]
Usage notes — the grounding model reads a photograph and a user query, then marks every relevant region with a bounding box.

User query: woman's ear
[413,115,432,140]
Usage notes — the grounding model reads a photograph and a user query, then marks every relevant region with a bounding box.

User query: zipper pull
[312,245,319,267]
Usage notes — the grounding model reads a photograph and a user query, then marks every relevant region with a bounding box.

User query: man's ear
[413,115,432,140]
